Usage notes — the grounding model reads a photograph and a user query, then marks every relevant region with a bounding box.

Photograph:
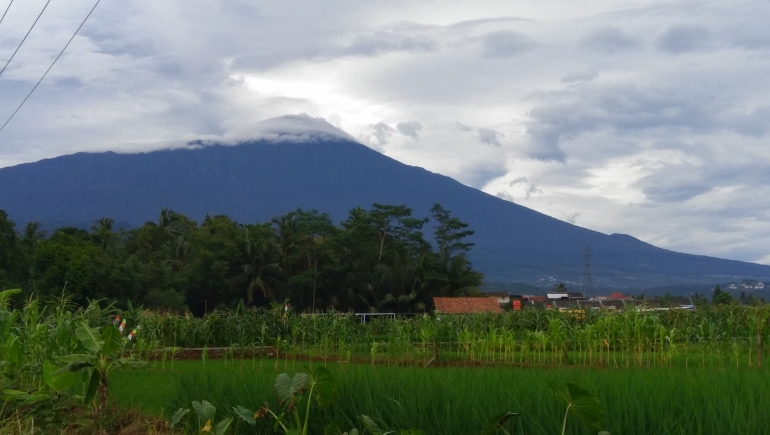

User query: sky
[0,0,769,265]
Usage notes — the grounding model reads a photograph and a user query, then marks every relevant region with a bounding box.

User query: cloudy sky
[1,0,769,264]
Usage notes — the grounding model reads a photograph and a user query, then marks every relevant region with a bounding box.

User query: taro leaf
[274,372,309,410]
[214,417,234,435]
[233,405,256,426]
[401,430,426,435]
[75,324,103,353]
[345,431,359,435]
[169,408,190,428]
[43,360,75,392]
[310,366,338,408]
[84,369,101,405]
[547,381,605,432]
[193,400,217,422]
[324,419,343,435]
[100,325,124,356]
[360,415,383,435]
[480,412,520,435]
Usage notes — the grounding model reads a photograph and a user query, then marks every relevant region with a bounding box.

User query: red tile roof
[433,297,503,314]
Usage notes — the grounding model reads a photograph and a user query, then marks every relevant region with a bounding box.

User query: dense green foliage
[0,204,482,314]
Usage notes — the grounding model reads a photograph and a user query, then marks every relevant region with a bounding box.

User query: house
[485,292,511,305]
[756,282,765,290]
[433,297,503,314]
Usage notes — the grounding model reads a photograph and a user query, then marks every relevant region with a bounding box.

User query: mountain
[2,117,769,288]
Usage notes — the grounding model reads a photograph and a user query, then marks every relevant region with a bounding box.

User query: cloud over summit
[0,0,769,265]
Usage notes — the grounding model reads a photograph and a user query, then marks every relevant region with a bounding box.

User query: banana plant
[56,323,145,416]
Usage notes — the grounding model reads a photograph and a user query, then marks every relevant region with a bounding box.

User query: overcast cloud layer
[1,0,769,265]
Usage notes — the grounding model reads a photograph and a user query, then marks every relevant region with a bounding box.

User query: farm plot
[110,359,770,435]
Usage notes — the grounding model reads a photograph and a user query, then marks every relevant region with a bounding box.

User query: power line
[0,0,14,28]
[0,0,51,77]
[0,0,102,134]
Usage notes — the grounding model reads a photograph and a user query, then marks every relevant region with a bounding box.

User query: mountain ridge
[2,134,769,288]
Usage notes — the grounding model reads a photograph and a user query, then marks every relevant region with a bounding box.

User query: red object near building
[512,300,521,311]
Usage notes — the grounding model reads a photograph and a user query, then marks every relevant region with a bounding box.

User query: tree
[233,224,283,306]
[0,210,26,287]
[712,285,734,305]
[430,204,475,258]
[91,217,116,250]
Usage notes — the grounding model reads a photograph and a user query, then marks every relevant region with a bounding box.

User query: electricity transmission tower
[582,246,594,299]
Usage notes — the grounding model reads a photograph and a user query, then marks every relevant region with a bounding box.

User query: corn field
[133,304,770,369]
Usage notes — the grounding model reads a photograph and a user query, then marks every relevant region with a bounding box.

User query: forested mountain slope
[2,136,768,286]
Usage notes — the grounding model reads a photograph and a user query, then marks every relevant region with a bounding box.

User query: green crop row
[109,359,770,435]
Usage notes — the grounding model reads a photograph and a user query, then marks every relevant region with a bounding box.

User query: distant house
[433,297,503,314]
[485,292,511,305]
[728,284,738,290]
[546,293,569,300]
[756,282,765,290]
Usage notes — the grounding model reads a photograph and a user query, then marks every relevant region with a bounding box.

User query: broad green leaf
[360,415,383,435]
[100,325,124,356]
[310,366,338,408]
[2,389,30,400]
[286,429,302,435]
[193,400,217,422]
[345,430,359,435]
[58,354,92,364]
[401,430,426,435]
[598,432,612,435]
[214,417,234,435]
[84,369,101,405]
[274,372,309,410]
[480,412,519,435]
[324,420,344,435]
[43,361,75,392]
[21,394,50,405]
[548,381,605,432]
[233,405,256,426]
[75,324,103,353]
[169,408,190,428]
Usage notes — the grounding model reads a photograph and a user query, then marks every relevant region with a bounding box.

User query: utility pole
[582,246,594,299]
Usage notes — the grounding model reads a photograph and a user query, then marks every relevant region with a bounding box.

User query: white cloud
[0,0,769,264]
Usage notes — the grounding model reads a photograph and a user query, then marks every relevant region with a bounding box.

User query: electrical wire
[0,0,52,76]
[0,0,102,133]
[0,0,14,28]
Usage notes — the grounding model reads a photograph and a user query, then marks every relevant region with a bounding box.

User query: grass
[111,359,770,435]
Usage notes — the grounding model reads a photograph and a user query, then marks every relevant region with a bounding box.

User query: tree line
[0,204,483,315]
